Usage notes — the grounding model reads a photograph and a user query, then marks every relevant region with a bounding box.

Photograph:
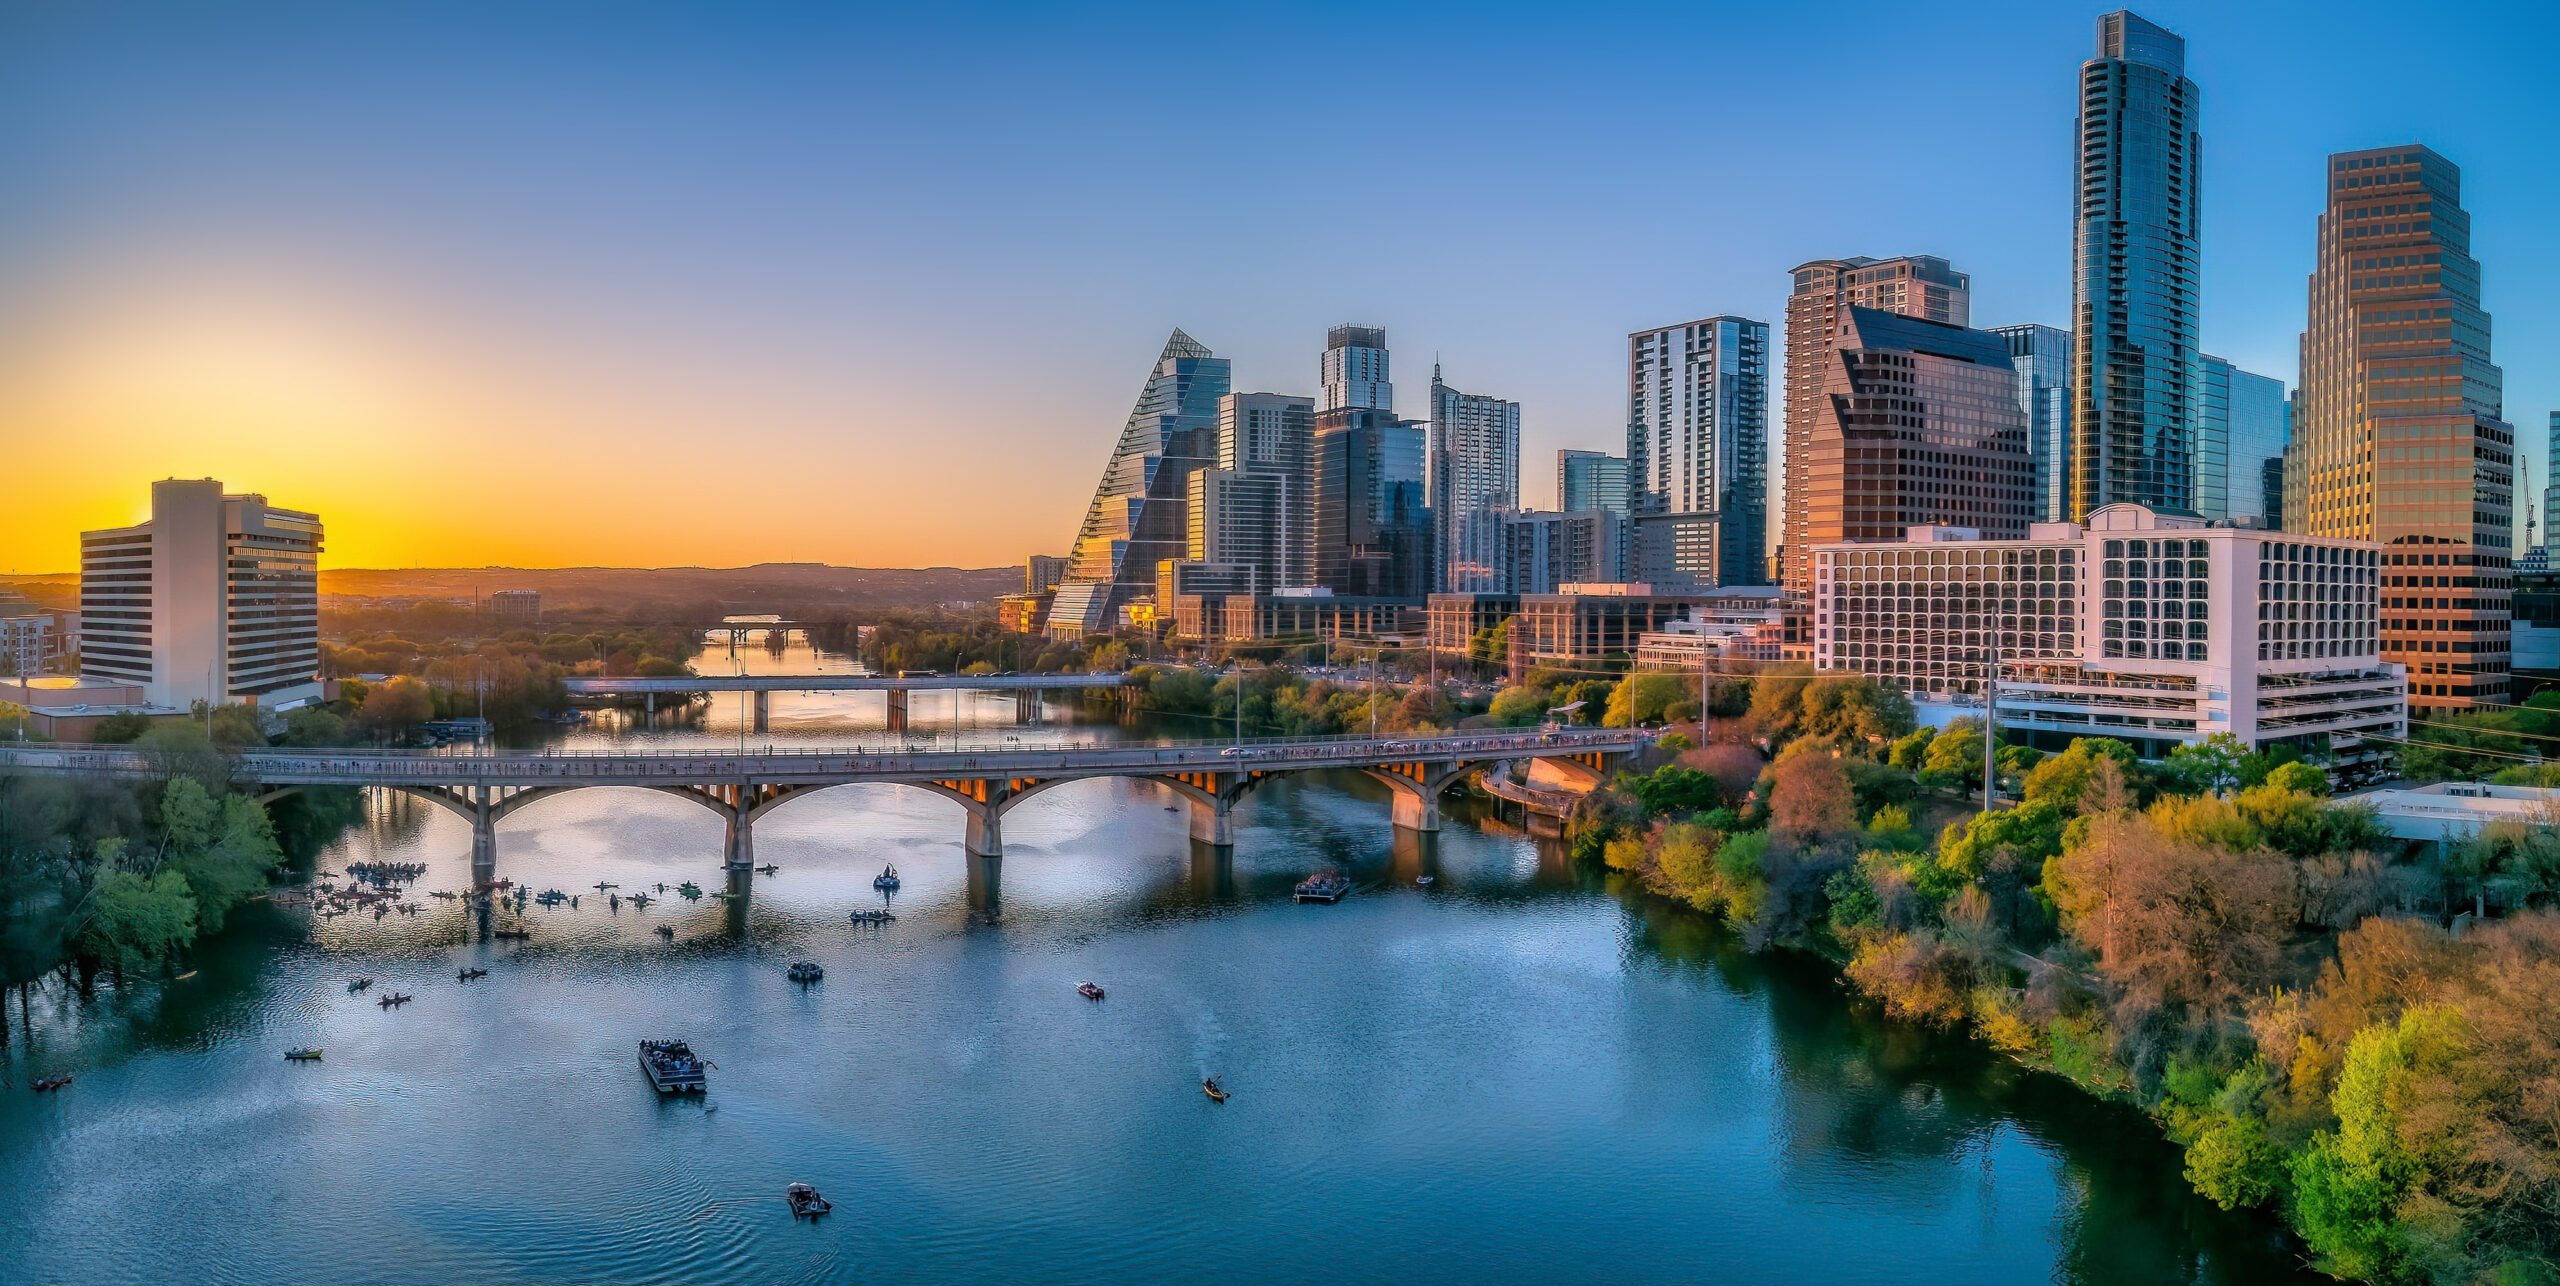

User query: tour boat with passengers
[1294,871,1350,904]
[638,1039,708,1093]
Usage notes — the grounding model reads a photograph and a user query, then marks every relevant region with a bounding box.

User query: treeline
[858,610,1085,675]
[0,725,358,1034]
[322,626,701,730]
[1571,679,2560,1282]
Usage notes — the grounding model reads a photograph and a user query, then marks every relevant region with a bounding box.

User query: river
[0,638,2318,1284]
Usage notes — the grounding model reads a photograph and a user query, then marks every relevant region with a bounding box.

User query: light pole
[1981,630,2001,812]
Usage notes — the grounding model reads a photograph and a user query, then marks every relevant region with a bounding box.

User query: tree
[1625,765,1721,817]
[1488,685,1554,726]
[1920,719,1984,790]
[2021,737,2139,813]
[2290,1006,2468,1282]
[2264,760,2331,797]
[81,865,197,970]
[90,712,153,744]
[2043,812,2299,1017]
[1768,748,1855,838]
[206,703,267,749]
[2164,732,2249,796]
[1603,673,1688,727]
[282,706,349,747]
[359,677,435,733]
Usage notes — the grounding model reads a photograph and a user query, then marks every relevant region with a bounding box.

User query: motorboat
[376,992,412,1007]
[872,864,900,891]
[1201,1077,1228,1103]
[629,893,653,908]
[785,1183,832,1218]
[1077,982,1105,1001]
[1416,875,1435,886]
[787,961,824,983]
[638,1039,708,1093]
[756,864,779,875]
[1294,871,1351,904]
[457,968,488,982]
[285,1047,323,1061]
[347,977,374,991]
[848,909,896,924]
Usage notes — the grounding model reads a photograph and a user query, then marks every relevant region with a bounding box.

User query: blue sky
[0,0,2552,569]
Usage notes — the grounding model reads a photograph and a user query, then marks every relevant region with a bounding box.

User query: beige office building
[80,478,325,710]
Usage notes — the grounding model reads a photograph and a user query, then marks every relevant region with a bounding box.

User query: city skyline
[1,1,2554,573]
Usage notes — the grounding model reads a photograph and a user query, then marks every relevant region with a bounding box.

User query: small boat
[457,968,488,982]
[785,1183,832,1218]
[787,961,824,983]
[638,1039,707,1093]
[654,883,668,893]
[756,863,779,875]
[430,890,459,899]
[493,928,531,941]
[628,893,653,908]
[678,882,703,900]
[29,1074,73,1092]
[1202,1077,1228,1103]
[347,977,374,991]
[872,864,900,892]
[1077,981,1105,1001]
[593,882,618,891]
[848,909,896,924]
[172,970,198,981]
[285,1047,323,1061]
[655,925,676,939]
[1294,871,1351,904]
[1415,875,1435,886]
[377,992,412,1008]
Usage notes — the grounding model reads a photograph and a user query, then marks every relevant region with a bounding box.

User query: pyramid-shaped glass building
[1046,329,1231,637]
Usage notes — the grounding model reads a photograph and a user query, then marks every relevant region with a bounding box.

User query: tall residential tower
[2071,10,2203,520]
[1627,315,1769,587]
[1427,369,1521,593]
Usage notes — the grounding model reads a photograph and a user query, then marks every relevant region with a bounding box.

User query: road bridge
[561,672,1135,730]
[0,730,1645,898]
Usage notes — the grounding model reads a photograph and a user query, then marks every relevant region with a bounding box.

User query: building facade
[2286,145,2516,709]
[1185,467,1288,593]
[1786,306,2036,597]
[1,611,76,679]
[1627,315,1769,587]
[80,478,325,710]
[1215,392,1315,589]
[2198,355,2289,527]
[1503,510,1628,595]
[1557,449,1629,517]
[1992,324,2073,523]
[1427,369,1521,594]
[1025,554,1070,595]
[1312,407,1431,599]
[1321,325,1391,413]
[2072,9,2204,521]
[1051,329,1231,637]
[1782,255,1973,591]
[1811,504,2403,784]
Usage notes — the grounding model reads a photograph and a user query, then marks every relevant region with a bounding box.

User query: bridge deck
[0,730,1648,788]
[561,673,1133,694]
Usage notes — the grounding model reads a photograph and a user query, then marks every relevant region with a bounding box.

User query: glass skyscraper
[1427,368,1521,594]
[2071,10,2203,520]
[1049,329,1231,637]
[1627,314,1769,587]
[1312,326,1431,598]
[2289,145,2515,707]
[1556,450,1629,516]
[2198,355,2288,526]
[1992,324,2073,522]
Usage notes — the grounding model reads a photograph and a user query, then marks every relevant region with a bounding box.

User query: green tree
[2165,732,2249,796]
[359,676,435,733]
[90,711,154,744]
[1487,685,1554,726]
[1920,719,1984,790]
[1603,673,1689,727]
[81,863,198,970]
[2290,1006,2469,1281]
[205,703,267,749]
[282,705,350,747]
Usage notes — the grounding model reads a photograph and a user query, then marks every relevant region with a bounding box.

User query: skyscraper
[1049,329,1231,637]
[2198,355,2289,527]
[1427,368,1521,593]
[1556,450,1629,516]
[80,478,324,710]
[1627,315,1769,587]
[2543,410,2559,552]
[2288,145,2515,708]
[2071,10,2203,520]
[1215,391,1316,588]
[1321,325,1392,412]
[1312,326,1431,598]
[1782,255,1972,591]
[1992,324,2073,522]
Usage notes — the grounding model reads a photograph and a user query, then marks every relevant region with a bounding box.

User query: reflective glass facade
[1557,450,1629,517]
[2071,10,2203,521]
[2198,355,2288,526]
[1053,329,1231,636]
[1427,372,1521,593]
[1992,324,2073,522]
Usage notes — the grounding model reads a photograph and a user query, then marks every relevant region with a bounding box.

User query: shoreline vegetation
[1562,673,2560,1285]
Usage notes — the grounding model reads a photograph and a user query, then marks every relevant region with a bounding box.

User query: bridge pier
[886,690,909,732]
[965,851,1001,915]
[1389,784,1441,833]
[1014,690,1040,724]
[468,785,498,885]
[962,806,1001,859]
[644,692,656,727]
[723,805,754,870]
[752,691,770,733]
[1186,790,1234,847]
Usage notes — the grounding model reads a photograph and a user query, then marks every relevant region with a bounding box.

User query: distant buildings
[2198,355,2289,527]
[1781,255,1972,592]
[80,478,324,710]
[1050,329,1230,638]
[1215,392,1316,588]
[1502,510,1626,594]
[1024,555,1070,594]
[2288,144,2515,709]
[1626,316,1768,588]
[1427,368,1521,594]
[1,609,76,679]
[1556,450,1628,516]
[2071,10,2203,520]
[486,589,541,621]
[1991,324,2073,523]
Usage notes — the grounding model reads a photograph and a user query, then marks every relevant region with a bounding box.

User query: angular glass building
[2071,10,2203,520]
[1048,329,1231,638]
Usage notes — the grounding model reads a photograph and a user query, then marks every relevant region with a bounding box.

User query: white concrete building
[80,478,325,710]
[1811,503,2406,784]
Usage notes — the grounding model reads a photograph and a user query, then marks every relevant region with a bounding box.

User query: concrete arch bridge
[0,731,1645,887]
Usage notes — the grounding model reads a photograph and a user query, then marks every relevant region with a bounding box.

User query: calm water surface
[0,641,2317,1284]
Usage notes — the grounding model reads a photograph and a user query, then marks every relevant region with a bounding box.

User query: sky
[1,0,2553,573]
